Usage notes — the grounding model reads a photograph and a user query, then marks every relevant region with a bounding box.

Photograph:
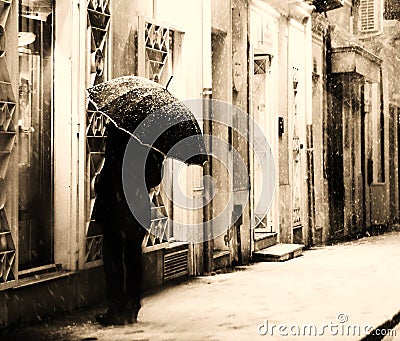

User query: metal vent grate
[163,249,188,282]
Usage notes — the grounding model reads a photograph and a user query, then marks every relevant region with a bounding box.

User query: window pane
[18,0,53,269]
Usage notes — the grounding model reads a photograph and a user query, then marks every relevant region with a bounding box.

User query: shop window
[18,0,54,270]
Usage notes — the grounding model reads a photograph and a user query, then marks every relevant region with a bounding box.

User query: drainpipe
[153,0,157,18]
[304,13,314,247]
[247,3,254,259]
[202,0,213,274]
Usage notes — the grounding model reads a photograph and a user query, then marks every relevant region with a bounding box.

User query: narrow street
[2,230,399,341]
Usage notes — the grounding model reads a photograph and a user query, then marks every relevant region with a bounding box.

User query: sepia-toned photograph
[0,0,399,340]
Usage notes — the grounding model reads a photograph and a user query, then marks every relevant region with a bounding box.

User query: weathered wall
[278,14,291,244]
[210,0,233,263]
[0,268,105,328]
[311,14,330,245]
[0,247,187,328]
[232,0,251,263]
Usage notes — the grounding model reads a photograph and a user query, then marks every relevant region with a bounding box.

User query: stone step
[213,250,231,270]
[253,243,304,262]
[254,231,278,251]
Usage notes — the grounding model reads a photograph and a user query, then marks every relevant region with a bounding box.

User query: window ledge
[15,270,76,289]
[165,241,189,249]
[143,241,189,254]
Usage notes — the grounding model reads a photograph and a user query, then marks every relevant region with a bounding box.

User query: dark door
[360,84,367,230]
[327,76,344,238]
[398,107,400,220]
[388,105,396,223]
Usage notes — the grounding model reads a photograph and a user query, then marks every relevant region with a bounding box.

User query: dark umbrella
[86,76,208,165]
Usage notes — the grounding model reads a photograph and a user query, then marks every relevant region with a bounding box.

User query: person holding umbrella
[93,124,165,325]
[87,76,207,325]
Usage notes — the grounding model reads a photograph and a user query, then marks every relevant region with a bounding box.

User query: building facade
[0,0,399,327]
[248,0,314,250]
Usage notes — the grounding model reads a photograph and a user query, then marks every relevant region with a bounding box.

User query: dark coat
[94,125,164,229]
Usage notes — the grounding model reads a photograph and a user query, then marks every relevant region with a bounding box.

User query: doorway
[327,76,345,237]
[251,53,274,233]
[397,107,400,220]
[388,104,397,223]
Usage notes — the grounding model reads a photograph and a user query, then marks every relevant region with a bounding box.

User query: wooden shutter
[360,0,383,33]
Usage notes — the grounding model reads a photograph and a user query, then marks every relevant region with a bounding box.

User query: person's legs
[102,225,124,303]
[96,224,128,325]
[122,222,146,322]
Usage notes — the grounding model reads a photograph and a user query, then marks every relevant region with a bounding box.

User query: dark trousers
[95,127,160,315]
[102,220,146,312]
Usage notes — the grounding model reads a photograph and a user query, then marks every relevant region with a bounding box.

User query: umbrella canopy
[86,76,208,165]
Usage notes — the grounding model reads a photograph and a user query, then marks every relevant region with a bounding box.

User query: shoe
[95,310,129,326]
[124,303,141,324]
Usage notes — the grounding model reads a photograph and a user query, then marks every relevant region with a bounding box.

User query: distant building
[308,0,400,243]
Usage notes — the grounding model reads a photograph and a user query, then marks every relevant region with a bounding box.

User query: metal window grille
[0,0,17,288]
[138,18,170,82]
[142,186,170,252]
[85,0,111,264]
[138,18,176,252]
